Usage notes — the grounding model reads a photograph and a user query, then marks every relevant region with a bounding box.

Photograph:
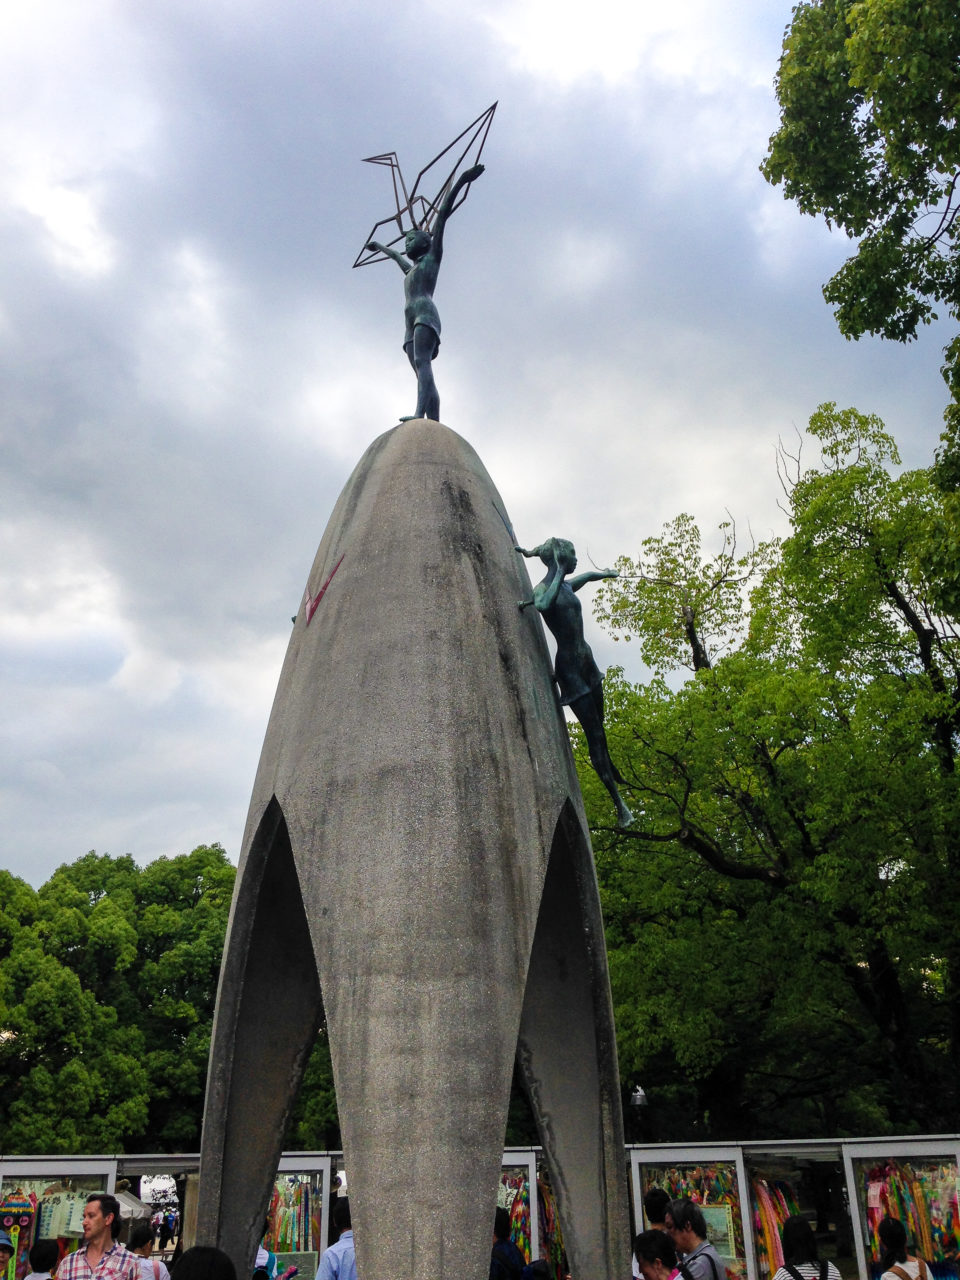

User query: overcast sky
[1,0,954,888]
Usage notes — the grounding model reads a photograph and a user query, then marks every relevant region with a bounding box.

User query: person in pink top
[634,1230,680,1280]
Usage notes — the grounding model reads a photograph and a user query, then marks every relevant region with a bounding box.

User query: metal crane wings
[353,103,496,268]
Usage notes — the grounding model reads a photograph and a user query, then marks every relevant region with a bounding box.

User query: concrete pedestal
[198,420,629,1280]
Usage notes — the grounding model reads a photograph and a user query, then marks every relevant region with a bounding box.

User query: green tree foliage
[581,404,960,1139]
[762,0,960,355]
[0,845,237,1152]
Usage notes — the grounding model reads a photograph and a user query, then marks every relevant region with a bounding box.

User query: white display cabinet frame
[275,1153,334,1262]
[501,1148,540,1264]
[841,1135,960,1280]
[628,1143,759,1280]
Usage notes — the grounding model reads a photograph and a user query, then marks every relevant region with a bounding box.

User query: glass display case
[264,1156,333,1278]
[500,1151,539,1264]
[744,1142,857,1280]
[844,1140,960,1280]
[630,1146,756,1280]
[0,1159,113,1280]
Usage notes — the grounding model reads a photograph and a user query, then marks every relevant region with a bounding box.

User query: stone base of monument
[198,419,629,1280]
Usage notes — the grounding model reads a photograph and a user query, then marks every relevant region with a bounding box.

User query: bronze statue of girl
[517,538,634,827]
[366,164,484,422]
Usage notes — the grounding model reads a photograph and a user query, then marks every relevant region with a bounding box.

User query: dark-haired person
[490,1207,526,1280]
[129,1223,170,1280]
[58,1195,139,1280]
[170,1247,236,1280]
[878,1217,929,1280]
[771,1216,841,1280]
[664,1201,722,1280]
[635,1193,674,1276]
[315,1199,355,1280]
[634,1229,680,1280]
[25,1238,60,1280]
[644,1191,672,1233]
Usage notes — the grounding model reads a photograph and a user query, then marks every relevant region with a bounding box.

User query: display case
[264,1155,333,1277]
[500,1150,539,1264]
[744,1142,856,1280]
[629,1146,757,1280]
[0,1158,114,1280]
[843,1139,960,1280]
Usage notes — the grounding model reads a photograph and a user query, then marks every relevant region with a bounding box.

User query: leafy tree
[581,404,960,1137]
[0,846,237,1152]
[761,0,960,364]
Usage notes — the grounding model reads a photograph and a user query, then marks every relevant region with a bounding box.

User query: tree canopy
[0,846,236,1151]
[578,404,960,1139]
[761,0,960,428]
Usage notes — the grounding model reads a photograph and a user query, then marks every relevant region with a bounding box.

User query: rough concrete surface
[198,419,629,1280]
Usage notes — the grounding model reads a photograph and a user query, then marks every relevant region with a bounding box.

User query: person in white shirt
[129,1223,171,1280]
[878,1216,929,1280]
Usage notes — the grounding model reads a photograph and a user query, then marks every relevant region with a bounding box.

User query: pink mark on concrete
[305,554,345,624]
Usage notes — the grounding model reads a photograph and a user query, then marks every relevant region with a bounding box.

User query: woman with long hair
[771,1215,841,1280]
[878,1217,929,1280]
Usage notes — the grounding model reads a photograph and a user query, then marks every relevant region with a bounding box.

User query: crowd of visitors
[8,1188,934,1280]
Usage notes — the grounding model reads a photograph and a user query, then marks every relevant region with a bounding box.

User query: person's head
[665,1200,706,1254]
[878,1218,908,1267]
[0,1232,14,1268]
[537,538,577,575]
[494,1207,512,1242]
[129,1224,155,1256]
[84,1195,122,1243]
[172,1246,237,1280]
[332,1198,351,1235]
[634,1229,678,1280]
[29,1240,59,1275]
[781,1217,819,1266]
[404,229,431,260]
[643,1189,672,1230]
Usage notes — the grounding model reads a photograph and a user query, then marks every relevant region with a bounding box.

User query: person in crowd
[878,1217,929,1280]
[25,1238,60,1280]
[490,1207,526,1280]
[664,1201,722,1280]
[644,1192,672,1233]
[0,1232,16,1278]
[520,1262,551,1280]
[770,1215,841,1280]
[633,1229,679,1280]
[253,1225,277,1280]
[57,1195,139,1280]
[171,1248,236,1280]
[315,1199,355,1280]
[129,1223,171,1280]
[634,1194,673,1279]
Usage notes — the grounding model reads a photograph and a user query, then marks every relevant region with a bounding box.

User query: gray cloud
[0,0,953,885]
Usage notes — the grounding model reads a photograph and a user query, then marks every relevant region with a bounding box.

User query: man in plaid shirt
[58,1195,139,1280]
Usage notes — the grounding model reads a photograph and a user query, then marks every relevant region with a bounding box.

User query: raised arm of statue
[429,165,484,263]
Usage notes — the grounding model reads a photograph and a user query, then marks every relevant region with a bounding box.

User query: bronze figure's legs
[406,325,440,421]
